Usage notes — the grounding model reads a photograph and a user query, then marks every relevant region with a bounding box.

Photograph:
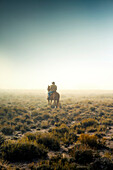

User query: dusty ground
[0,90,113,169]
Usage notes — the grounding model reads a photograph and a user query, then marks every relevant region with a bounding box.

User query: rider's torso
[50,85,57,92]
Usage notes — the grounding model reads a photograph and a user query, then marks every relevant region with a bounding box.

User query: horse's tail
[57,93,60,108]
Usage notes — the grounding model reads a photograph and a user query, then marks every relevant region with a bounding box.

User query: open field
[0,90,113,170]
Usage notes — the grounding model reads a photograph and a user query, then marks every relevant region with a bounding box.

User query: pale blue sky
[0,0,113,89]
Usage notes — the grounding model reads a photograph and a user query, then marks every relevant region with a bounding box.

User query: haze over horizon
[0,0,113,90]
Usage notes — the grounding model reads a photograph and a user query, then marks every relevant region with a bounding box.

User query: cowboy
[48,82,57,99]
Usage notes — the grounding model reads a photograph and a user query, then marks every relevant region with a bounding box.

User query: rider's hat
[52,82,55,84]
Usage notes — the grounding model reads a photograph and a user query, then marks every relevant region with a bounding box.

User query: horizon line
[0,88,113,91]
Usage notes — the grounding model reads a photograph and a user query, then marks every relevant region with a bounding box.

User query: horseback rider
[48,82,57,99]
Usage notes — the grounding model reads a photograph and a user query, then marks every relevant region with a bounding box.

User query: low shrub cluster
[1,127,14,135]
[0,91,113,169]
[78,134,105,149]
[35,156,77,170]
[81,118,98,128]
[1,140,47,162]
[25,132,60,151]
[90,157,113,170]
[51,124,77,145]
[0,133,5,146]
[36,134,60,151]
[71,149,94,165]
[28,154,113,170]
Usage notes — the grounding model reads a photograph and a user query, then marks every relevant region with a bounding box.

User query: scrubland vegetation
[0,90,113,169]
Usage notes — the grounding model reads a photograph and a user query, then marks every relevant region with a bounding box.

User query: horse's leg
[56,99,59,108]
[48,99,49,105]
[53,99,55,108]
[57,95,60,108]
[55,100,58,108]
[48,99,51,105]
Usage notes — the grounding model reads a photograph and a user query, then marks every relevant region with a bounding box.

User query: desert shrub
[78,134,105,149]
[50,120,55,125]
[24,114,30,119]
[25,119,33,125]
[57,132,77,146]
[20,118,26,123]
[0,108,6,116]
[69,145,99,165]
[1,127,14,135]
[0,120,6,125]
[99,112,105,116]
[10,122,16,126]
[25,132,37,141]
[36,164,53,170]
[0,163,7,170]
[20,128,26,134]
[76,127,85,134]
[7,112,15,119]
[23,125,30,131]
[30,124,37,129]
[51,124,77,145]
[54,124,69,134]
[1,140,47,162]
[54,122,61,127]
[89,157,113,170]
[0,133,5,146]
[14,123,23,131]
[34,156,77,170]
[81,118,98,128]
[87,127,97,133]
[103,151,113,161]
[40,120,49,129]
[102,119,113,126]
[90,107,96,111]
[49,155,77,170]
[20,125,30,134]
[33,115,43,123]
[95,132,105,138]
[76,165,88,170]
[71,122,81,130]
[42,113,51,119]
[37,134,60,151]
[14,107,27,114]
[31,111,39,117]
[73,149,94,164]
[66,132,78,145]
[13,117,21,122]
[97,125,107,132]
[53,115,59,122]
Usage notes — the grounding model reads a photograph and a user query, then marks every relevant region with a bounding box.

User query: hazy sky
[0,0,113,90]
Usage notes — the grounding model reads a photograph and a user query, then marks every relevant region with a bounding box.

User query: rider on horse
[48,82,57,99]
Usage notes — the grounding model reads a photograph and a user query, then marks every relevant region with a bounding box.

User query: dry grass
[0,90,113,169]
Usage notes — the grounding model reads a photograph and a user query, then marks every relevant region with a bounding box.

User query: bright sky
[0,0,113,90]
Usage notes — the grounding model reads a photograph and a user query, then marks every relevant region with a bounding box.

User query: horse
[47,85,60,108]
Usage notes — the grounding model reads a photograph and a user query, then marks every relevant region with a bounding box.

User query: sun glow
[0,53,113,90]
[0,1,113,90]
